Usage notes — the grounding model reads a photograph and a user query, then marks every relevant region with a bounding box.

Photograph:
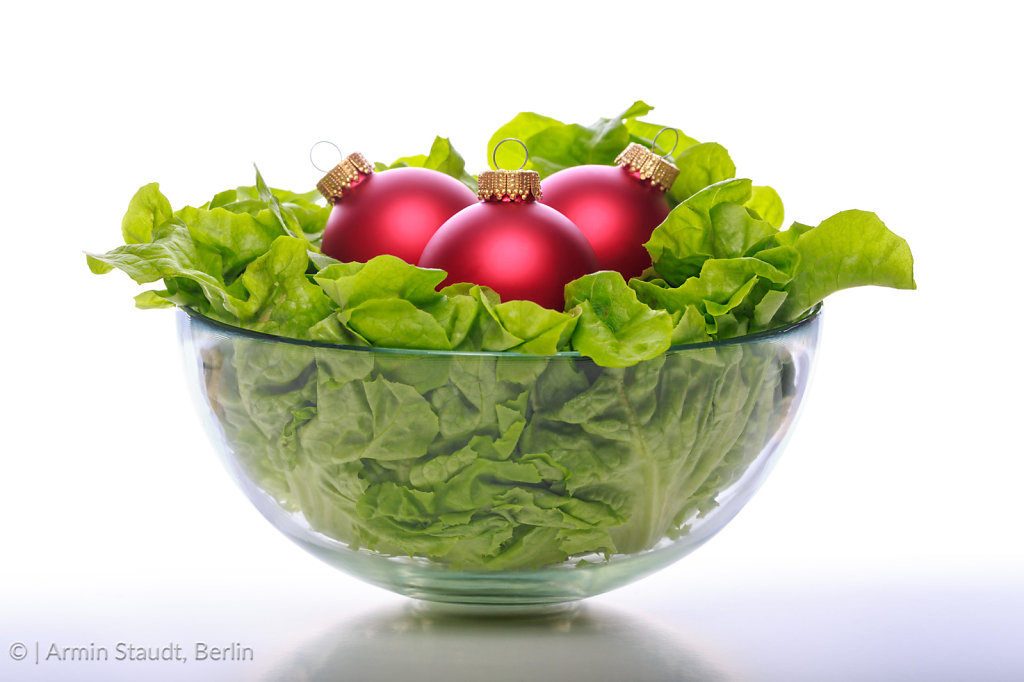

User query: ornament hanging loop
[651,128,680,159]
[309,140,343,173]
[479,138,541,202]
[492,137,530,171]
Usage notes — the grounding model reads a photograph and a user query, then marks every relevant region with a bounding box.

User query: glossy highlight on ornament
[419,200,597,309]
[419,138,597,309]
[317,153,477,265]
[541,135,681,280]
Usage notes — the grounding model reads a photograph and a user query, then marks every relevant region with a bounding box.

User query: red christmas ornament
[540,134,681,280]
[419,144,598,310]
[316,151,477,264]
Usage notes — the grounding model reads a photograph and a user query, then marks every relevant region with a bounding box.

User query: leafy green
[90,104,919,575]
[376,136,476,191]
[87,175,331,325]
[254,166,320,252]
[195,303,811,569]
[489,101,736,204]
[89,209,331,339]
[90,106,915,367]
[636,176,915,337]
[315,256,447,309]
[668,142,737,205]
[489,101,653,176]
[747,185,785,228]
[120,183,172,245]
[642,178,757,284]
[774,209,916,321]
[310,255,580,353]
[565,272,672,367]
[230,236,336,338]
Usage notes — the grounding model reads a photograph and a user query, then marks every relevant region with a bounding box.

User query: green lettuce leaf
[489,102,736,205]
[376,136,476,191]
[88,173,334,328]
[566,272,673,367]
[121,183,173,245]
[668,142,738,205]
[92,109,916,369]
[746,185,785,228]
[171,205,282,281]
[639,182,915,330]
[207,183,328,236]
[633,256,792,316]
[643,178,757,285]
[315,255,446,309]
[230,236,336,338]
[776,209,917,321]
[488,101,654,175]
[92,105,920,576]
[254,166,320,252]
[87,216,234,314]
[311,256,580,356]
[195,306,808,570]
[490,300,579,355]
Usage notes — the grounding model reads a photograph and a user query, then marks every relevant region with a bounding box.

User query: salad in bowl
[88,102,914,606]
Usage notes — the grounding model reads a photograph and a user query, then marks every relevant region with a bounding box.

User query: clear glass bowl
[177,306,820,608]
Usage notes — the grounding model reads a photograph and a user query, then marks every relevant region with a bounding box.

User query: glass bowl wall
[177,307,820,607]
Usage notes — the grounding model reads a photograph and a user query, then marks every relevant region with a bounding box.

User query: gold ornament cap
[479,137,542,202]
[316,151,374,204]
[477,169,542,202]
[614,137,680,192]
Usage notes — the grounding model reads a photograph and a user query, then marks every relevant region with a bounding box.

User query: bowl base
[409,599,582,619]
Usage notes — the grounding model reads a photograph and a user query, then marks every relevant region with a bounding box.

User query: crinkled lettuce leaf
[565,272,672,367]
[119,182,172,245]
[488,101,736,204]
[87,169,333,335]
[197,309,806,570]
[90,106,921,573]
[376,136,476,192]
[774,209,916,321]
[638,177,915,333]
[90,107,915,366]
[91,106,918,573]
[667,142,737,206]
[89,202,333,339]
[309,255,581,354]
[643,178,761,284]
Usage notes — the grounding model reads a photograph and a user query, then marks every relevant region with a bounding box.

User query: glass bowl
[177,306,820,608]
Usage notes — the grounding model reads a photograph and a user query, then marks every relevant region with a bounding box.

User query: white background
[2,1,1022,679]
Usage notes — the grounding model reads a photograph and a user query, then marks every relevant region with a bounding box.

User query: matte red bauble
[541,142,680,280]
[316,153,477,264]
[419,169,598,310]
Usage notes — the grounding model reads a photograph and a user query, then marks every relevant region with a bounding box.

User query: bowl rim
[180,302,822,359]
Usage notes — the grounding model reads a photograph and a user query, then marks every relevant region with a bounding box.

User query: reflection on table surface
[258,602,737,682]
[2,574,1023,682]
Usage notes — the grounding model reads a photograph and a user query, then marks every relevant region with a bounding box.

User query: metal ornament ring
[651,127,680,159]
[310,140,343,173]
[492,137,529,171]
